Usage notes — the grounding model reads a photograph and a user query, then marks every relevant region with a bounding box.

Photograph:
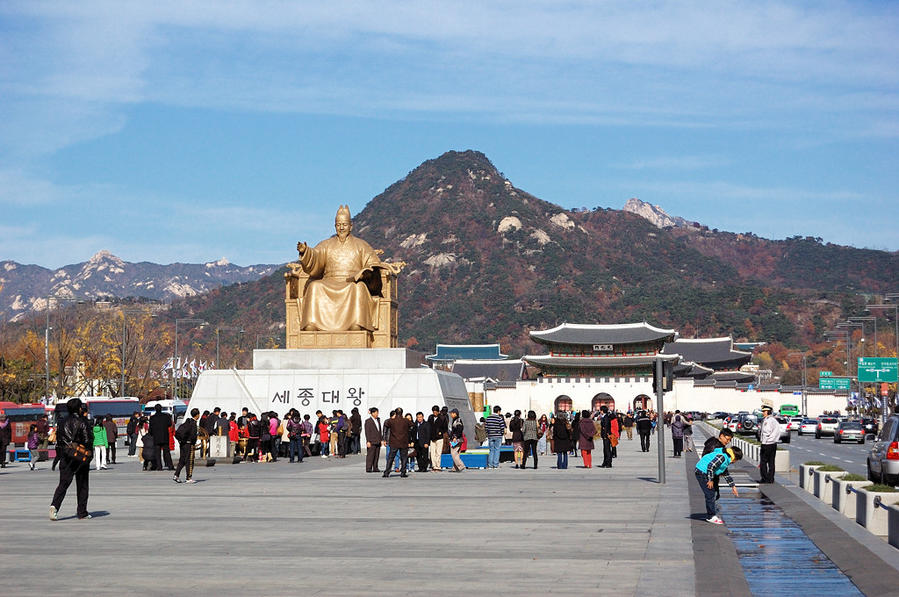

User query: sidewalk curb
[686,450,752,597]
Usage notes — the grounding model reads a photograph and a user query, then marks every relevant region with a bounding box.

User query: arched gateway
[554,395,573,413]
[592,393,615,412]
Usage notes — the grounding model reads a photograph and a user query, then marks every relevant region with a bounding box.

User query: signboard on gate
[858,357,899,383]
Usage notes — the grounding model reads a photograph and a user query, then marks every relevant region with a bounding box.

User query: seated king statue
[295,205,387,332]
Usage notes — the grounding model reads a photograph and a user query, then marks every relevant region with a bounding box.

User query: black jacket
[350,412,362,436]
[599,413,613,440]
[635,415,652,433]
[510,416,523,442]
[413,420,431,446]
[126,415,139,436]
[58,413,94,453]
[149,412,172,444]
[552,418,572,452]
[0,422,11,445]
[177,417,199,445]
[428,413,447,441]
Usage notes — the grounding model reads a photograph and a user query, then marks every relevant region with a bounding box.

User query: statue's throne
[284,255,402,349]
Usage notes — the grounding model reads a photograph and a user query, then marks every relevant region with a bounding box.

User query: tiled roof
[426,344,507,361]
[529,322,676,346]
[663,337,752,367]
[451,359,525,382]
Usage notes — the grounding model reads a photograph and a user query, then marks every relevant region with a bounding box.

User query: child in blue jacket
[695,445,743,525]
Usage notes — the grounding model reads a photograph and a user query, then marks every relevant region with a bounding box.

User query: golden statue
[284,205,405,349]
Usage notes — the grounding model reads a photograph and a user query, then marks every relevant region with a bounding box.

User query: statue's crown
[336,205,351,220]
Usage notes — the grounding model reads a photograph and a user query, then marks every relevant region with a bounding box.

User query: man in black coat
[383,408,413,478]
[427,405,447,471]
[635,411,653,452]
[599,406,613,468]
[363,407,383,473]
[350,407,363,454]
[149,404,174,470]
[50,398,94,520]
[0,413,11,468]
[173,408,200,484]
[413,412,431,472]
[126,411,140,457]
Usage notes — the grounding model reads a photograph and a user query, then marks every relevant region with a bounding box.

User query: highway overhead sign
[858,357,899,383]
[819,377,851,391]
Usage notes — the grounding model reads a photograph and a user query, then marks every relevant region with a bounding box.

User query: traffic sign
[858,357,899,383]
[820,371,833,377]
[819,377,851,390]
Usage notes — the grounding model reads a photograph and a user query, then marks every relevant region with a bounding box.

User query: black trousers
[337,431,347,456]
[106,442,116,464]
[0,441,8,465]
[672,437,684,457]
[639,432,650,452]
[155,443,174,470]
[175,442,195,479]
[521,439,538,468]
[601,437,613,467]
[365,443,381,472]
[127,433,138,456]
[383,446,407,476]
[51,457,89,518]
[415,444,430,471]
[760,443,777,483]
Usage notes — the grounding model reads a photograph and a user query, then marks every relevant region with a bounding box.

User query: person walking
[624,412,634,440]
[246,414,261,461]
[92,416,108,471]
[427,405,446,471]
[301,414,313,457]
[695,445,743,525]
[287,413,304,463]
[149,404,174,470]
[577,411,595,468]
[317,415,330,459]
[50,398,94,520]
[382,408,412,478]
[599,406,613,468]
[448,409,466,472]
[413,412,431,472]
[758,406,779,484]
[683,415,695,453]
[510,410,524,469]
[103,414,118,465]
[27,424,40,470]
[636,410,652,452]
[537,414,549,455]
[126,411,140,457]
[670,410,685,458]
[364,407,383,472]
[173,408,200,484]
[484,406,506,469]
[521,411,540,469]
[268,412,281,462]
[350,407,362,454]
[552,413,573,469]
[0,414,11,468]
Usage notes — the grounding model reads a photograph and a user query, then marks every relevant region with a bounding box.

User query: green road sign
[819,377,851,390]
[858,357,899,383]
[820,371,833,377]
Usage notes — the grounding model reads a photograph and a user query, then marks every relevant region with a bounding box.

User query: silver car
[867,415,899,485]
[798,418,818,436]
[834,421,865,444]
[814,417,840,439]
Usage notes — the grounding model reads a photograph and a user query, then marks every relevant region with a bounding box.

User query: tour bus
[0,402,47,445]
[779,404,800,417]
[142,399,188,422]
[53,397,140,437]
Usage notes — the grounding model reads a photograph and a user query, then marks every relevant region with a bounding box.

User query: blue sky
[1,1,897,268]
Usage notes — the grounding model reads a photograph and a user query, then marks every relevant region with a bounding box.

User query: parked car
[867,415,899,485]
[814,417,840,439]
[798,418,818,436]
[834,421,865,444]
[710,411,730,421]
[734,414,759,435]
[755,415,791,443]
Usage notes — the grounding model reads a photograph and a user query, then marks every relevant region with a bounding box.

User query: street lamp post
[849,316,877,357]
[173,318,206,400]
[870,299,899,359]
[216,326,245,369]
[121,308,151,398]
[788,352,808,416]
[44,295,81,402]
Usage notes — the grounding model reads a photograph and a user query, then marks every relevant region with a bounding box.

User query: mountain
[623,197,697,229]
[0,251,277,322]
[173,150,898,357]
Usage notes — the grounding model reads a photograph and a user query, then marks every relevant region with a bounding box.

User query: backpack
[175,421,191,443]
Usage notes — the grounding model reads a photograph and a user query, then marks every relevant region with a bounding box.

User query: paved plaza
[1,433,693,596]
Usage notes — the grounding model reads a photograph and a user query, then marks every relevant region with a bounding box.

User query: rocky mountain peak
[623,198,696,229]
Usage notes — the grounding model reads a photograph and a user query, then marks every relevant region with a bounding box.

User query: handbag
[63,441,93,465]
[610,434,619,448]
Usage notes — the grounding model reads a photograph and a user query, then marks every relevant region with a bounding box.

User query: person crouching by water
[50,398,94,521]
[695,445,742,525]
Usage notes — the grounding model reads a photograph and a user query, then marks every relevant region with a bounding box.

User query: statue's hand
[297,241,307,255]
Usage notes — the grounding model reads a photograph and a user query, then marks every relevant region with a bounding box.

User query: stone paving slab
[0,433,694,596]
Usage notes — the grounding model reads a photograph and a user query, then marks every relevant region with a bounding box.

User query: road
[784,430,873,477]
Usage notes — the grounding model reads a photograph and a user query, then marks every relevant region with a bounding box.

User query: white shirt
[760,415,780,445]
